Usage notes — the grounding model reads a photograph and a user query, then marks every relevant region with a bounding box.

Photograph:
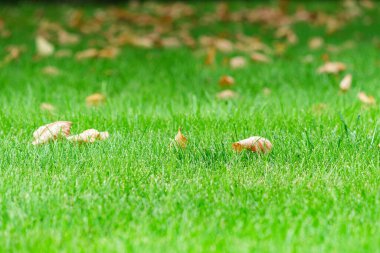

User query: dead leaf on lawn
[67,129,109,143]
[339,74,352,92]
[173,128,187,148]
[205,47,216,65]
[251,52,270,63]
[86,93,106,107]
[40,103,56,112]
[32,121,72,145]
[42,66,60,76]
[76,48,98,60]
[317,61,346,74]
[229,56,246,69]
[219,75,235,87]
[217,89,238,100]
[36,36,54,56]
[232,136,272,153]
[308,37,324,50]
[358,92,376,105]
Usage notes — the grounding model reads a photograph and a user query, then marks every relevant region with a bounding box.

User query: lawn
[0,1,380,252]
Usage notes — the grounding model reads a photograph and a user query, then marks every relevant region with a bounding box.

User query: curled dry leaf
[217,89,238,100]
[36,36,54,56]
[76,48,98,60]
[32,121,72,145]
[86,93,106,107]
[339,74,352,92]
[317,62,346,74]
[42,66,60,76]
[174,128,187,148]
[230,56,246,69]
[308,37,324,50]
[219,75,235,87]
[358,92,376,105]
[232,136,272,153]
[251,52,270,63]
[67,129,109,143]
[40,103,56,112]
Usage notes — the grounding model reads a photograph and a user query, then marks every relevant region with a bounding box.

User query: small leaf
[229,56,246,69]
[86,93,106,107]
[174,128,187,148]
[36,36,54,56]
[317,62,346,74]
[217,89,238,100]
[358,92,376,105]
[251,52,270,63]
[308,37,324,50]
[42,66,60,76]
[32,121,72,145]
[219,75,235,87]
[67,129,109,143]
[339,74,352,92]
[232,136,272,153]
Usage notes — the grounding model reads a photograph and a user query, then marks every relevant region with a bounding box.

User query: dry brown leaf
[216,90,238,100]
[215,38,234,52]
[232,136,272,153]
[86,93,106,107]
[58,30,80,45]
[160,37,181,48]
[67,129,109,143]
[32,121,72,145]
[219,75,235,87]
[98,47,119,58]
[317,62,346,74]
[358,92,376,105]
[229,56,246,69]
[308,37,324,50]
[205,47,216,65]
[251,52,270,63]
[40,103,56,112]
[42,66,60,76]
[76,48,98,60]
[36,36,54,56]
[1,45,23,66]
[174,128,187,148]
[339,74,352,92]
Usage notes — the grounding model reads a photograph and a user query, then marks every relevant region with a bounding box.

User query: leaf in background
[36,36,54,56]
[232,136,272,153]
[339,74,352,92]
[86,93,106,107]
[219,75,235,87]
[217,90,238,100]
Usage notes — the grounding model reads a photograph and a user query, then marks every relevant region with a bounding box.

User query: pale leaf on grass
[229,56,246,69]
[67,129,109,143]
[358,92,376,105]
[219,75,235,87]
[308,37,324,50]
[76,48,98,60]
[317,62,346,74]
[86,93,106,107]
[232,136,272,153]
[173,128,187,149]
[36,36,54,56]
[42,66,60,76]
[251,52,270,63]
[339,74,352,92]
[32,121,72,145]
[40,103,56,112]
[217,90,238,100]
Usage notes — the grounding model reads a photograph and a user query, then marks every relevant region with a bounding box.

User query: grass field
[1,1,380,252]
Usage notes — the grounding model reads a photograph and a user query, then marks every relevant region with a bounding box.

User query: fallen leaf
[174,128,187,148]
[339,74,352,92]
[98,47,119,58]
[86,93,106,107]
[76,48,98,60]
[40,103,56,112]
[217,89,238,100]
[32,121,72,145]
[36,36,54,56]
[358,92,376,105]
[67,129,109,143]
[205,47,216,65]
[219,75,235,87]
[42,66,60,76]
[317,62,346,74]
[230,56,246,69]
[251,52,270,63]
[232,136,272,153]
[308,37,324,49]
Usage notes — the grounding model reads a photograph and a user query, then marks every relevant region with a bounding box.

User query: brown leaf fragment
[251,52,270,63]
[32,121,72,145]
[232,136,272,153]
[98,47,119,58]
[76,48,98,60]
[174,128,187,148]
[219,75,235,87]
[42,66,60,76]
[308,37,324,50]
[339,74,352,92]
[217,90,238,100]
[229,56,246,69]
[67,129,109,143]
[58,30,80,45]
[86,93,106,107]
[205,47,216,65]
[358,92,376,105]
[317,62,346,74]
[40,103,56,112]
[36,36,54,56]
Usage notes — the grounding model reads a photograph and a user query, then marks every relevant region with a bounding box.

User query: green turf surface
[1,2,380,253]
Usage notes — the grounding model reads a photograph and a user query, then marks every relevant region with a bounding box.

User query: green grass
[1,2,380,252]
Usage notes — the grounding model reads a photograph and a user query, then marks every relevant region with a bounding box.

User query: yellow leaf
[86,93,106,107]
[36,36,54,56]
[174,128,187,148]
